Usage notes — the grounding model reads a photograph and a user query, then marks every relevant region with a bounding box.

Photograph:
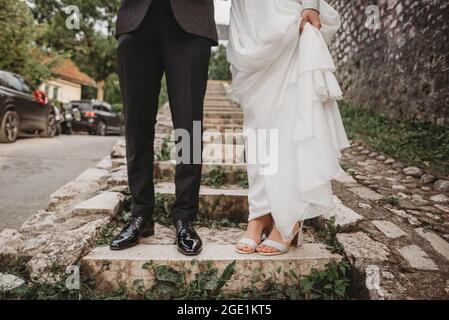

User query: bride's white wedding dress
[227,0,350,240]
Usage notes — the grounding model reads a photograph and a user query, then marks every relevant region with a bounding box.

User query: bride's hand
[300,9,321,33]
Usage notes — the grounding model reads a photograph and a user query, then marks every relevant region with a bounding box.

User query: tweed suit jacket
[116,0,218,45]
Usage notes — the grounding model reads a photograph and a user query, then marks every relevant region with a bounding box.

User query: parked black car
[0,70,56,143]
[69,100,124,136]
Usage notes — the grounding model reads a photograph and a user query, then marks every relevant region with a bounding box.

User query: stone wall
[328,0,449,125]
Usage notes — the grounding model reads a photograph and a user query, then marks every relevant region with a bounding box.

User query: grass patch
[235,170,249,188]
[201,167,228,187]
[340,102,449,176]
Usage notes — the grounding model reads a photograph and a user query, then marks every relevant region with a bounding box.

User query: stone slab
[415,228,449,261]
[81,243,342,296]
[0,229,24,261]
[156,182,249,221]
[154,161,247,185]
[75,168,109,184]
[319,196,364,227]
[333,172,358,185]
[72,192,123,216]
[107,169,128,187]
[0,273,25,292]
[336,232,390,261]
[48,180,102,208]
[372,220,407,239]
[96,156,112,170]
[28,218,109,283]
[203,143,246,164]
[348,186,384,201]
[397,245,439,271]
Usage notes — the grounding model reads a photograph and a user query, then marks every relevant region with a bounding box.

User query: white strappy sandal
[235,238,259,254]
[257,223,304,256]
[235,227,272,254]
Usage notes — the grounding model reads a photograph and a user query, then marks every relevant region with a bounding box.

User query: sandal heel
[292,222,303,247]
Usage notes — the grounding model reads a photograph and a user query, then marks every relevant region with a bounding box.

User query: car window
[21,79,34,94]
[0,72,9,88]
[71,102,92,111]
[1,73,23,92]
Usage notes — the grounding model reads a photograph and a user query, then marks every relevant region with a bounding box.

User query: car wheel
[96,121,106,136]
[0,110,19,143]
[39,113,57,138]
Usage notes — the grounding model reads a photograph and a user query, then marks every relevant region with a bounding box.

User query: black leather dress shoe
[109,216,154,250]
[174,219,203,256]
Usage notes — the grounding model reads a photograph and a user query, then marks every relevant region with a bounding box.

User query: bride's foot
[236,215,273,254]
[256,222,302,255]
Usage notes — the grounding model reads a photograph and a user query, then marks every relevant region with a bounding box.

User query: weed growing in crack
[317,217,344,254]
[201,167,228,187]
[157,136,173,162]
[378,196,400,207]
[235,170,249,188]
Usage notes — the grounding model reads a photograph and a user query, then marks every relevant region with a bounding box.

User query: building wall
[40,78,81,104]
[328,0,449,125]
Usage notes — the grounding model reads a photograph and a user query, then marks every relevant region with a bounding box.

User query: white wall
[39,78,82,103]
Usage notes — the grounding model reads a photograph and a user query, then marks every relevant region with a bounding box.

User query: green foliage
[0,0,55,84]
[2,280,79,300]
[157,136,173,161]
[139,261,237,300]
[379,195,400,206]
[201,167,228,187]
[300,261,351,300]
[340,102,449,176]
[28,0,121,90]
[105,73,122,105]
[153,193,241,229]
[318,217,344,254]
[209,45,231,81]
[235,170,249,188]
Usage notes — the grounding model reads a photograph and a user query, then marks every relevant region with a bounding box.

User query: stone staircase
[81,80,342,297]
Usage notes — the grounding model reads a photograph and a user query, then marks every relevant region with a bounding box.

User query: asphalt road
[0,134,119,231]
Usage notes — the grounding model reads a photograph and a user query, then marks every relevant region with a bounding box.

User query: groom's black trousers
[117,0,211,222]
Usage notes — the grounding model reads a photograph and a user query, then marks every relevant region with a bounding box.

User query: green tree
[209,44,231,81]
[0,0,54,85]
[29,0,121,100]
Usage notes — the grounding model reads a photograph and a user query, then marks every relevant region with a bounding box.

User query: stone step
[203,143,246,164]
[205,96,230,101]
[81,243,342,297]
[203,117,244,126]
[155,182,248,220]
[205,101,238,108]
[204,111,243,119]
[204,124,243,133]
[203,131,245,145]
[154,161,247,185]
[204,105,241,111]
[204,93,227,98]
